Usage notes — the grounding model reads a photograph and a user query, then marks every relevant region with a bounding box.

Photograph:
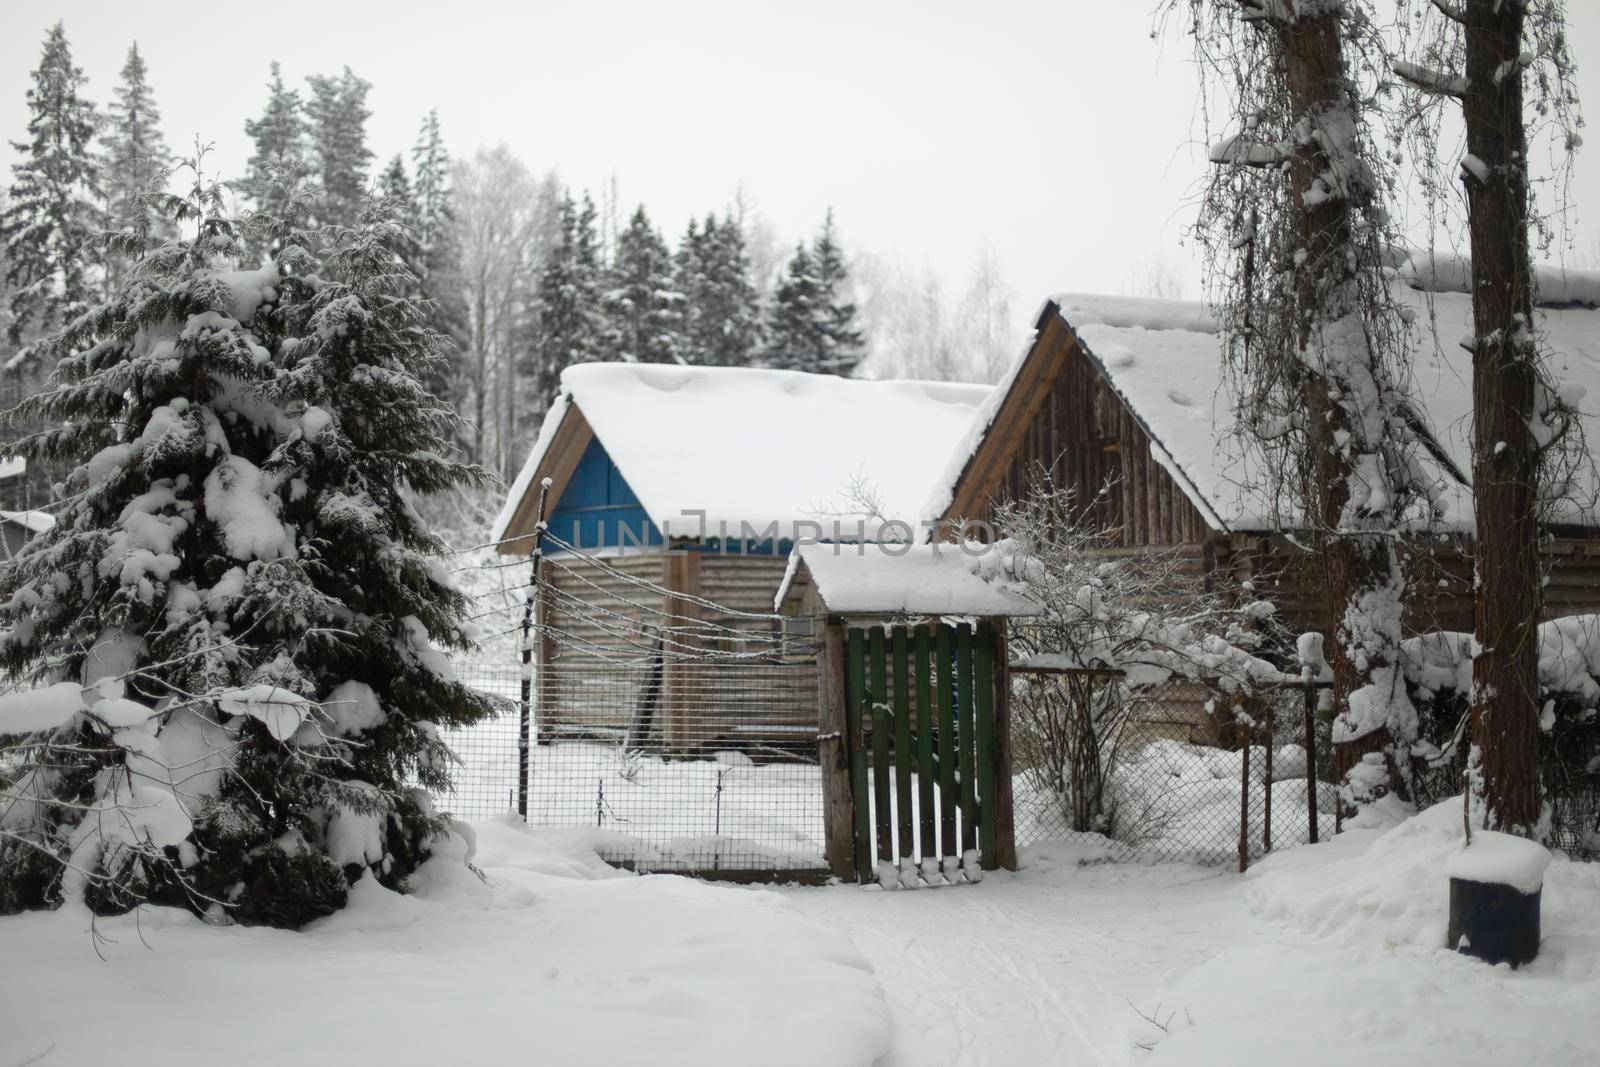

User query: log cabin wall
[953,316,1210,547]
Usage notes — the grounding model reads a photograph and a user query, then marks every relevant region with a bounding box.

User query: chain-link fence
[1010,669,1337,868]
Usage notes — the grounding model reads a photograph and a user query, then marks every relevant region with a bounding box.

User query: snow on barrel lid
[1444,830,1553,895]
[776,541,1042,617]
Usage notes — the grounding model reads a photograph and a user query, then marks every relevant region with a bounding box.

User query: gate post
[817,620,856,881]
[990,618,1018,871]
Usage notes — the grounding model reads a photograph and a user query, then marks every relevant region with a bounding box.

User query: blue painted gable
[546,436,663,552]
[547,433,795,556]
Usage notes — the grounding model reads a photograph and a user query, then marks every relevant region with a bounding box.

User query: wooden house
[491,362,990,745]
[923,266,1600,643]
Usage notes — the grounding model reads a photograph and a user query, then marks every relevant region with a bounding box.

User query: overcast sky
[4,0,1599,314]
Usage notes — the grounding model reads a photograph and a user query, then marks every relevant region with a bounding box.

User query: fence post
[518,478,552,822]
[1263,698,1273,854]
[1237,696,1250,873]
[817,621,856,881]
[1303,678,1318,845]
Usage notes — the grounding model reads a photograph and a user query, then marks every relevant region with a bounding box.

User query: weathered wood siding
[952,316,1209,546]
[537,548,817,749]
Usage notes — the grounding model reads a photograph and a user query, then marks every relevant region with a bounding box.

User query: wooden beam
[494,405,595,555]
[817,621,856,881]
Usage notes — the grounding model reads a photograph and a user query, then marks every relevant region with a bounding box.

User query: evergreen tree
[528,192,604,407]
[762,212,864,375]
[0,167,493,925]
[0,22,103,349]
[305,67,373,228]
[411,110,450,254]
[239,62,309,228]
[408,113,468,411]
[602,205,682,364]
[678,213,760,367]
[102,43,172,290]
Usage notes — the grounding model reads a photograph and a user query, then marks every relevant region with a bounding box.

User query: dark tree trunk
[1463,0,1542,832]
[1272,9,1406,788]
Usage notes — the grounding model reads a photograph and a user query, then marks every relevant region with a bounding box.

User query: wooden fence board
[914,627,937,865]
[845,628,871,881]
[956,623,978,858]
[869,628,893,872]
[974,621,997,865]
[935,625,958,863]
[892,627,915,870]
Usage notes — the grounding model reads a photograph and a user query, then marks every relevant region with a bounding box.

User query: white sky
[3,0,1599,311]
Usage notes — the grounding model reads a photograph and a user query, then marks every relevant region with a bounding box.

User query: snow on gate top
[925,253,1600,534]
[492,362,990,546]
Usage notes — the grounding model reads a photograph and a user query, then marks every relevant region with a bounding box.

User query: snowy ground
[4,800,1597,1066]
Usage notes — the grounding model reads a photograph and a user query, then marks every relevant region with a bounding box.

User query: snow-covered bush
[987,485,1287,836]
[1399,619,1600,850]
[0,170,495,925]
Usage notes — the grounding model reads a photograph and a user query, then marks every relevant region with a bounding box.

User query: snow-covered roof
[775,542,1043,617]
[928,262,1600,534]
[0,456,24,480]
[0,509,54,535]
[492,363,990,545]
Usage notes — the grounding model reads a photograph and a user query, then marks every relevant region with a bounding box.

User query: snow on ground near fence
[0,817,890,1067]
[1132,798,1600,1064]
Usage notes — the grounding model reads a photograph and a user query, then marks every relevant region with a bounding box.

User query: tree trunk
[1271,8,1411,791]
[1462,0,1542,832]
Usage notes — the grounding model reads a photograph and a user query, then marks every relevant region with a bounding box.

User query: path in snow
[779,842,1265,1067]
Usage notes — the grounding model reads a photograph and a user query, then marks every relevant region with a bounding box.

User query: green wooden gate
[842,621,1008,886]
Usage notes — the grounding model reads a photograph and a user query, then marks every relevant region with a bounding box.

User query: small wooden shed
[777,543,1043,886]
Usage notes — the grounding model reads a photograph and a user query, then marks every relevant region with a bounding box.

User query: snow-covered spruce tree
[0,169,493,926]
[1174,0,1441,804]
[102,43,172,293]
[305,67,374,229]
[528,192,604,410]
[239,61,311,253]
[677,213,761,367]
[603,205,682,364]
[764,212,864,375]
[1,21,103,350]
[1393,2,1584,834]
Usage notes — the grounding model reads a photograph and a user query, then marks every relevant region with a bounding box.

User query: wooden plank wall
[969,325,1209,547]
[540,549,817,745]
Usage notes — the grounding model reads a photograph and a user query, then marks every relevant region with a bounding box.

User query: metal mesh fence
[1011,670,1337,867]
[434,661,525,820]
[436,657,824,870]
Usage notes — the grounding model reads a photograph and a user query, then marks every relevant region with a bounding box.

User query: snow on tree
[239,61,310,240]
[1394,2,1585,836]
[1176,0,1436,805]
[0,162,494,926]
[101,43,172,291]
[602,205,683,364]
[763,211,864,375]
[0,21,103,352]
[528,192,604,410]
[305,67,374,229]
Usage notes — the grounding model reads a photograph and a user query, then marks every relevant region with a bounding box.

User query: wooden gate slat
[974,621,997,867]
[914,626,937,870]
[892,627,915,874]
[935,625,958,865]
[956,623,978,860]
[845,627,871,883]
[869,627,893,876]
